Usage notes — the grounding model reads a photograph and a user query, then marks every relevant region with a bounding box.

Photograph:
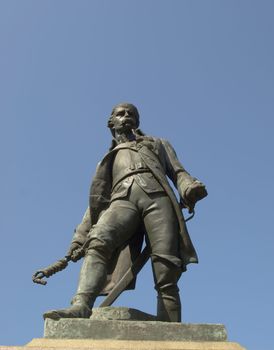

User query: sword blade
[99,246,150,307]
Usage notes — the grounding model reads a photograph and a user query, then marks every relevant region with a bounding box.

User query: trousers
[76,180,183,321]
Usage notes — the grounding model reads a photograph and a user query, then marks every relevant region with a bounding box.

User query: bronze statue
[40,103,207,322]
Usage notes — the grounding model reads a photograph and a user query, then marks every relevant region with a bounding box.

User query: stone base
[0,308,246,349]
[0,340,247,350]
[25,338,246,349]
[44,318,227,342]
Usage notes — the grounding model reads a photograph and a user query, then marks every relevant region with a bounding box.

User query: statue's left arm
[160,139,208,212]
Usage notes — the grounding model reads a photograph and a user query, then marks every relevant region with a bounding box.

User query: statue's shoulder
[141,135,162,145]
[143,136,172,152]
[143,135,170,144]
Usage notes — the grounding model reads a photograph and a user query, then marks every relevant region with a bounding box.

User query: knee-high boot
[152,257,182,322]
[157,290,181,322]
[43,251,108,320]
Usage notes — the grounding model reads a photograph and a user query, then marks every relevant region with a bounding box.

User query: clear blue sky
[1,1,274,349]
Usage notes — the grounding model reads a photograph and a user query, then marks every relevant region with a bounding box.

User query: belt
[112,165,151,191]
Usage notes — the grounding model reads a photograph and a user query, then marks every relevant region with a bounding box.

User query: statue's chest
[112,148,143,178]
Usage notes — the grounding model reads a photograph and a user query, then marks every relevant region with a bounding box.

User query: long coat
[71,136,199,294]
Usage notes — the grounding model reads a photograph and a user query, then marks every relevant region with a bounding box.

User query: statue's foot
[43,304,92,320]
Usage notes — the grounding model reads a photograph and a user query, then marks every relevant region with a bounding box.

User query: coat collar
[99,136,157,167]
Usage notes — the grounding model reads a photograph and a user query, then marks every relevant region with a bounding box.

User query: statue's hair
[107,103,140,130]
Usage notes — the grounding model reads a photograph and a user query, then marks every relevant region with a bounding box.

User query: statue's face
[112,106,137,133]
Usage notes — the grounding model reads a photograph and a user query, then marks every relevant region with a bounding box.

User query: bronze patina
[34,103,207,322]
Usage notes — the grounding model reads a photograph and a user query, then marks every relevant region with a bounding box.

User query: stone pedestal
[26,338,246,349]
[0,308,246,350]
[44,318,228,342]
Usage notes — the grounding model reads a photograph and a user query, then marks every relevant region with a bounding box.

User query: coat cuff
[177,172,197,200]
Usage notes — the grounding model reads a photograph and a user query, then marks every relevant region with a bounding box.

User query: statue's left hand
[184,181,207,213]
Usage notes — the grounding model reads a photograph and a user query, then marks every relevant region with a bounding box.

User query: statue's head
[107,103,140,134]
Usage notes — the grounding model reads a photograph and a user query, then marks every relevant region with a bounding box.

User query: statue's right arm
[67,207,92,256]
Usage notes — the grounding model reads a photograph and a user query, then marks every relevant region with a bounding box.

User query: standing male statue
[43,103,207,322]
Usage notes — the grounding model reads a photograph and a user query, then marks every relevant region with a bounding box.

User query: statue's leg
[141,192,182,322]
[42,251,108,320]
[44,199,139,320]
[151,258,182,322]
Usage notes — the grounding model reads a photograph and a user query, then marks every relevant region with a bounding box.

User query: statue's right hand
[66,242,82,259]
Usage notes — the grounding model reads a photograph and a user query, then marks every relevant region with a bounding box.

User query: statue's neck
[115,130,136,144]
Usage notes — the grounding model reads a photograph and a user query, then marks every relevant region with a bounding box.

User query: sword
[99,245,150,307]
